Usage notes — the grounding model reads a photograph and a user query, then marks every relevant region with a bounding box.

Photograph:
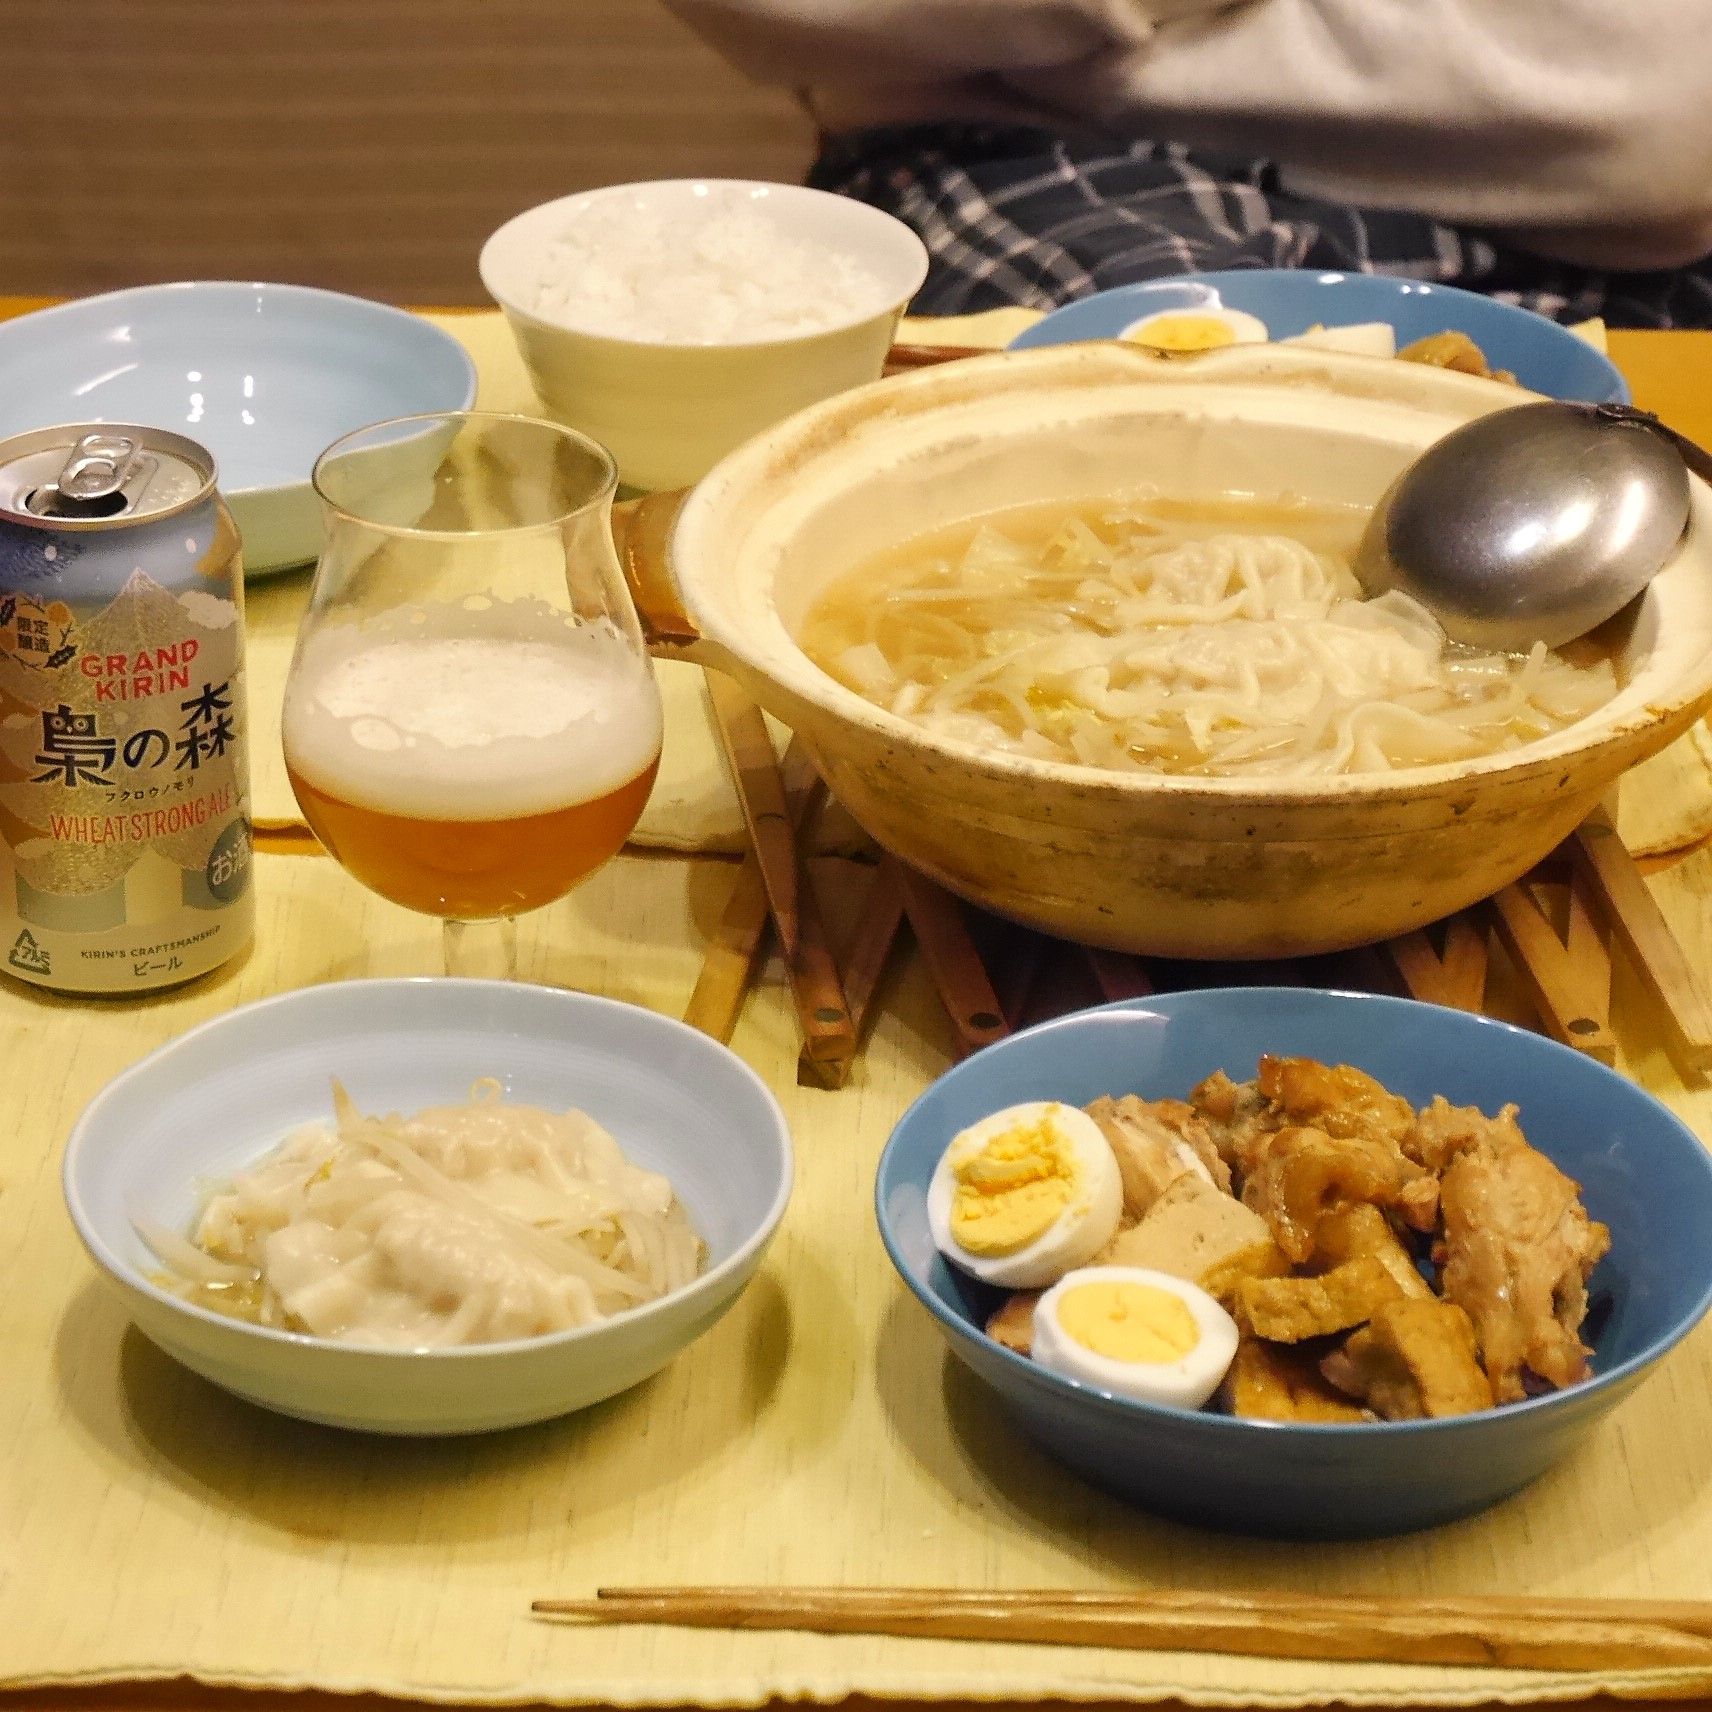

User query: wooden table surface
[4,295,1712,1712]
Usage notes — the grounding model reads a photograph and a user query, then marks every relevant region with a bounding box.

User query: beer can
[0,425,254,993]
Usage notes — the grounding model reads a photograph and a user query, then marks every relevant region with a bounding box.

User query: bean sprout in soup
[796,496,1618,778]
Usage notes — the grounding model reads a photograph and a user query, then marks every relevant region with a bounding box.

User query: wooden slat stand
[692,681,1712,1084]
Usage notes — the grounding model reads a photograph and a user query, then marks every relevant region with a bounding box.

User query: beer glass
[284,413,662,978]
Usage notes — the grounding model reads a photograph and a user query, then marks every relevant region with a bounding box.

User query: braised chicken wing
[1086,1094,1230,1222]
[1437,1123,1611,1401]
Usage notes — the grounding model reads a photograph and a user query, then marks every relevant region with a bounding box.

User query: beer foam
[284,624,662,821]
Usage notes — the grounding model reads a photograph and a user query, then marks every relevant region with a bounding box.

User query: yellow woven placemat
[4,849,1712,1707]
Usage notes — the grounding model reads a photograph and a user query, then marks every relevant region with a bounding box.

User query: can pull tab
[53,432,152,509]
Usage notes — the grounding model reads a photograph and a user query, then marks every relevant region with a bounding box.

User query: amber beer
[0,427,253,993]
[281,623,662,919]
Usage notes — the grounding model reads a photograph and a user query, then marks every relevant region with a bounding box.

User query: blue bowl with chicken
[875,987,1712,1537]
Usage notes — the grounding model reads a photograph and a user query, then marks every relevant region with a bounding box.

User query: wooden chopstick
[683,738,824,1046]
[886,857,1011,1058]
[531,1585,1712,1673]
[704,675,857,1081]
[883,342,979,374]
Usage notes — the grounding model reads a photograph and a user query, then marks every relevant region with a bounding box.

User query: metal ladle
[1356,402,1709,651]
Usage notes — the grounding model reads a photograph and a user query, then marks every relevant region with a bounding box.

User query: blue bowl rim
[0,280,481,498]
[875,985,1712,1437]
[1006,269,1630,404]
[63,976,794,1362]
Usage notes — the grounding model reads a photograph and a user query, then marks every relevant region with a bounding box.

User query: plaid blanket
[811,126,1712,330]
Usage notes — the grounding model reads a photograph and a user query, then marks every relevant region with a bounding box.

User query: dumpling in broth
[145,1080,703,1348]
[798,495,1615,779]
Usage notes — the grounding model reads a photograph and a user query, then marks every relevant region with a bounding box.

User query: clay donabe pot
[617,344,1712,959]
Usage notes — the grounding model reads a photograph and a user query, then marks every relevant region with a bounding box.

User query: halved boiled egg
[1119,306,1269,353]
[1032,1265,1239,1409]
[927,1101,1122,1289]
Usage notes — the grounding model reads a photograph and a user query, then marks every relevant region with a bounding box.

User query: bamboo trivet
[702,674,856,1085]
[693,681,1712,1085]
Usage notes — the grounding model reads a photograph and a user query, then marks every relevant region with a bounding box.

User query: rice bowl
[480,179,929,490]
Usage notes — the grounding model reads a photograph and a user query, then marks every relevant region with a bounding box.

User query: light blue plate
[877,988,1712,1537]
[0,283,479,574]
[1009,270,1629,405]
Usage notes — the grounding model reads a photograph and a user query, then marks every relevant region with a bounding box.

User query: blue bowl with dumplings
[1009,270,1629,405]
[875,987,1712,1537]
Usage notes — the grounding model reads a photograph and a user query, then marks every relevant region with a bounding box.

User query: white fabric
[665,0,1712,269]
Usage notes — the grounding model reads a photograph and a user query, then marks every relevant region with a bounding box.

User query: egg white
[1031,1265,1239,1410]
[927,1102,1123,1289]
[1119,305,1270,351]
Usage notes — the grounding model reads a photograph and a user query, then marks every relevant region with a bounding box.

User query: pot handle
[610,487,704,659]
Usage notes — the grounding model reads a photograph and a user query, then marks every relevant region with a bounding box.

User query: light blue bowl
[0,283,478,573]
[877,988,1712,1537]
[1009,271,1628,405]
[64,979,793,1434]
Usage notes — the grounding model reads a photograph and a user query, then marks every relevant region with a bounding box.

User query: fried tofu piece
[985,1290,1041,1356]
[1236,1252,1407,1342]
[1240,1124,1437,1262]
[1098,1173,1287,1307]
[1398,329,1517,385]
[1258,1056,1415,1148]
[1222,1333,1372,1424]
[1086,1094,1230,1222]
[1193,1059,1437,1234]
[1309,1203,1432,1301]
[1257,1057,1438,1230]
[1198,1237,1294,1309]
[1320,1298,1495,1420]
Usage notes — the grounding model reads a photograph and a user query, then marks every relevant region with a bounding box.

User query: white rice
[528,193,891,344]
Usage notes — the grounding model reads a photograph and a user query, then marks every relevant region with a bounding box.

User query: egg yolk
[1123,314,1239,353]
[948,1114,1078,1255]
[1055,1281,1201,1363]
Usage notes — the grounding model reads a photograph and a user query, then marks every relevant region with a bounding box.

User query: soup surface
[797,495,1616,778]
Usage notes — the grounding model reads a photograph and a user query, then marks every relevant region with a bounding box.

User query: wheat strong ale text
[0,427,254,993]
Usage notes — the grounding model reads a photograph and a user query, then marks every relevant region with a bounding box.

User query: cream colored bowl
[479,180,929,492]
[628,344,1712,958]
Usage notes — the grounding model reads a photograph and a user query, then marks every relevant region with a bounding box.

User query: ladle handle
[1593,403,1712,487]
[611,488,705,659]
